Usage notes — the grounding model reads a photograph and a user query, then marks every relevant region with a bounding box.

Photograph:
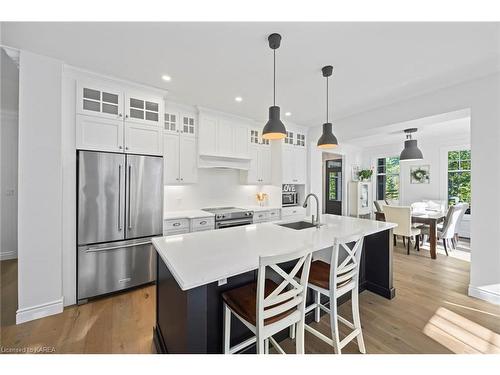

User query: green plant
[358,169,373,181]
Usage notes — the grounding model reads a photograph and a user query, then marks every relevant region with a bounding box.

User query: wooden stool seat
[222,280,294,326]
[298,261,352,291]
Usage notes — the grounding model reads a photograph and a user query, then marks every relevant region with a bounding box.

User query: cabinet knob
[125,114,129,118]
[125,147,129,150]
[118,146,123,150]
[118,113,122,118]
[180,178,184,181]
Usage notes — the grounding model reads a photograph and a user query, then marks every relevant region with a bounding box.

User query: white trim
[468,285,500,306]
[16,297,64,325]
[0,250,17,261]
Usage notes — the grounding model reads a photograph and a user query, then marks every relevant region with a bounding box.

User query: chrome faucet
[302,193,321,227]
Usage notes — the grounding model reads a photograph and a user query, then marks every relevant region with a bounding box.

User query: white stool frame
[223,248,312,354]
[292,233,366,354]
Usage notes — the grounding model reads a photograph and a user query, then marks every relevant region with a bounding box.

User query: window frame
[375,156,401,204]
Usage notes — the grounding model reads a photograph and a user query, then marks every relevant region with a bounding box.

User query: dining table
[374,209,447,259]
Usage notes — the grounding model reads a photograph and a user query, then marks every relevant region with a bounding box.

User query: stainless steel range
[202,207,254,229]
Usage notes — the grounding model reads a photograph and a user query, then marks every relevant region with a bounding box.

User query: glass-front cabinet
[76,82,123,120]
[125,93,163,126]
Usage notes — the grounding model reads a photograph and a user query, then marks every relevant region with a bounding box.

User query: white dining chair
[453,203,469,247]
[373,200,388,213]
[420,203,465,255]
[291,233,366,354]
[383,205,421,254]
[222,248,312,354]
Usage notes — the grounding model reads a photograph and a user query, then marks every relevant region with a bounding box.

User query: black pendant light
[262,33,286,140]
[317,65,338,149]
[400,128,424,161]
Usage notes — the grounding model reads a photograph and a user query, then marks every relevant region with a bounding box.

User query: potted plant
[357,169,373,182]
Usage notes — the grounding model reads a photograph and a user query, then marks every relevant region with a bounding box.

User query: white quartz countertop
[152,214,397,291]
[163,210,215,220]
[240,205,282,212]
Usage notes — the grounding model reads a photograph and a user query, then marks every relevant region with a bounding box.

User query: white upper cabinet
[164,112,179,134]
[76,115,124,153]
[198,110,250,160]
[282,145,306,184]
[76,82,123,120]
[179,136,197,183]
[241,129,272,185]
[124,121,163,155]
[181,114,196,137]
[75,81,164,155]
[164,109,197,137]
[163,132,180,184]
[198,113,218,156]
[163,126,198,185]
[125,92,163,126]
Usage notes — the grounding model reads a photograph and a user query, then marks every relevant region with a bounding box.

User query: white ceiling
[1,22,499,126]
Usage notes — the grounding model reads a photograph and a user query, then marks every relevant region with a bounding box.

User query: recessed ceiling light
[235,96,243,102]
[162,75,171,82]
[285,112,292,117]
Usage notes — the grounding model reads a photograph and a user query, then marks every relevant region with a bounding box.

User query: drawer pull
[173,222,181,227]
[200,220,207,225]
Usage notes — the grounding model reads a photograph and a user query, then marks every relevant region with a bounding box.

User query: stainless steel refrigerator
[77,151,163,303]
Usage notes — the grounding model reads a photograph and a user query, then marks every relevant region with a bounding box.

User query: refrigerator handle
[128,164,132,230]
[118,164,122,231]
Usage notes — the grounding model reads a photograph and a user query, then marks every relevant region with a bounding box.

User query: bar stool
[222,248,312,354]
[293,233,366,354]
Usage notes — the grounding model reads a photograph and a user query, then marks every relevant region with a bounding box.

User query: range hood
[198,154,251,170]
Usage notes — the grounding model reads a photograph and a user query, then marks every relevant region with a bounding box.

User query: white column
[17,50,64,324]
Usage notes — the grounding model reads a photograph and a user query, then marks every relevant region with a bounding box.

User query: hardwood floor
[1,239,499,354]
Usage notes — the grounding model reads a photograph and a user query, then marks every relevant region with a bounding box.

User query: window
[448,150,471,213]
[376,157,400,202]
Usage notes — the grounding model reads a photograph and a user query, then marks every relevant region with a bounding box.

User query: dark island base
[154,228,395,354]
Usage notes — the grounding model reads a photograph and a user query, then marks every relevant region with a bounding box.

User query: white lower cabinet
[163,216,215,236]
[163,133,198,184]
[76,115,124,152]
[253,209,281,223]
[190,217,215,232]
[281,206,306,221]
[124,121,162,155]
[163,218,190,236]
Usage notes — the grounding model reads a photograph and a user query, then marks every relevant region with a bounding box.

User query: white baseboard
[0,250,18,261]
[468,285,500,306]
[16,297,64,324]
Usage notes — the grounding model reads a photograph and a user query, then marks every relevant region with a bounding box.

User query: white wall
[164,169,281,211]
[1,48,19,260]
[17,51,63,323]
[325,73,500,305]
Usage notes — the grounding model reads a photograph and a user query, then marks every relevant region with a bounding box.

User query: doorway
[324,158,342,215]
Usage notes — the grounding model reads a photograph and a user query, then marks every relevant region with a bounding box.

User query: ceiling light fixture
[162,75,171,82]
[235,96,243,102]
[262,33,286,140]
[400,128,424,161]
[317,65,338,149]
[285,112,291,117]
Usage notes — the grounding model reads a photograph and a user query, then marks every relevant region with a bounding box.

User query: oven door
[216,218,253,229]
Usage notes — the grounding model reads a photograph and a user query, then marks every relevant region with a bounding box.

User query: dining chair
[291,233,366,354]
[382,205,421,254]
[420,204,464,256]
[373,199,388,213]
[453,203,469,247]
[222,248,312,354]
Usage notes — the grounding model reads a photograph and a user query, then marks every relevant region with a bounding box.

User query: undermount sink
[277,221,318,230]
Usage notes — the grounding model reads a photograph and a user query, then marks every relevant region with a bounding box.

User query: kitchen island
[152,214,397,354]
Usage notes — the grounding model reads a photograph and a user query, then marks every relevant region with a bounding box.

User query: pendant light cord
[326,76,329,123]
[273,49,276,106]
